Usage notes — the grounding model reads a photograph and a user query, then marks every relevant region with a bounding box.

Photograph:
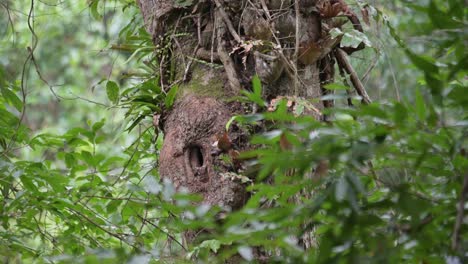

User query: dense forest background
[0,0,466,263]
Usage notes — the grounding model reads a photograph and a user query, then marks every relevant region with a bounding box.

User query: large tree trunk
[136,0,365,249]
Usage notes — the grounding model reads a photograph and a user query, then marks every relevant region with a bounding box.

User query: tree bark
[136,0,365,248]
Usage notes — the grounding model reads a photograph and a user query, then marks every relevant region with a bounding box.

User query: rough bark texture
[159,95,248,209]
[136,0,365,249]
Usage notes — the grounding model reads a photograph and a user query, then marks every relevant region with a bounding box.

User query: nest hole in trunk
[187,144,204,172]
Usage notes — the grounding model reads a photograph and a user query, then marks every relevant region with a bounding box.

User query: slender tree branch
[334,48,371,104]
[254,0,297,81]
[4,0,36,155]
[70,209,124,240]
[215,9,241,94]
[293,0,300,96]
[337,59,354,106]
[137,214,187,251]
[213,0,241,43]
[0,1,16,38]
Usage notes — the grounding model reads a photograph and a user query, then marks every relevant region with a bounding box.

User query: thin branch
[361,51,379,82]
[27,39,64,101]
[385,52,401,102]
[196,12,202,46]
[0,1,16,40]
[69,208,139,250]
[337,60,354,106]
[213,0,241,43]
[137,214,187,251]
[293,0,300,96]
[61,92,108,107]
[215,9,241,94]
[4,0,36,155]
[84,195,149,202]
[33,215,61,252]
[334,48,371,104]
[137,197,150,237]
[255,0,297,82]
[77,126,153,206]
[119,163,156,219]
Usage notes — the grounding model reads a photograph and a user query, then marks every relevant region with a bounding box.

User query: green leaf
[200,239,221,253]
[92,119,105,132]
[428,1,461,29]
[406,52,438,74]
[225,115,239,131]
[125,115,145,132]
[80,151,95,166]
[329,28,343,39]
[342,29,372,48]
[414,89,426,121]
[241,75,266,107]
[361,104,388,119]
[106,81,120,104]
[165,85,178,109]
[64,153,76,168]
[393,102,408,126]
[89,0,101,20]
[1,87,23,112]
[252,75,262,97]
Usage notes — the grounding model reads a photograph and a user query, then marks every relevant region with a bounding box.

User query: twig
[33,215,62,252]
[258,0,271,20]
[78,126,153,206]
[293,0,300,96]
[29,48,63,100]
[137,198,150,237]
[213,0,241,43]
[84,195,149,202]
[337,60,354,106]
[62,92,108,107]
[69,208,139,250]
[385,51,401,102]
[196,12,202,46]
[215,9,241,94]
[361,51,379,82]
[334,48,371,104]
[4,0,36,155]
[255,0,297,84]
[137,214,187,251]
[452,173,468,251]
[0,1,16,40]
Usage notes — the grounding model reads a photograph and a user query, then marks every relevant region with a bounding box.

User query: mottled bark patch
[159,95,248,209]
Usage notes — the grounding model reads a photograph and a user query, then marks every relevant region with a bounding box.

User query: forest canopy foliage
[0,0,467,263]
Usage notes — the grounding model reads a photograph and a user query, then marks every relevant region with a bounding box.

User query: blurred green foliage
[0,0,467,263]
